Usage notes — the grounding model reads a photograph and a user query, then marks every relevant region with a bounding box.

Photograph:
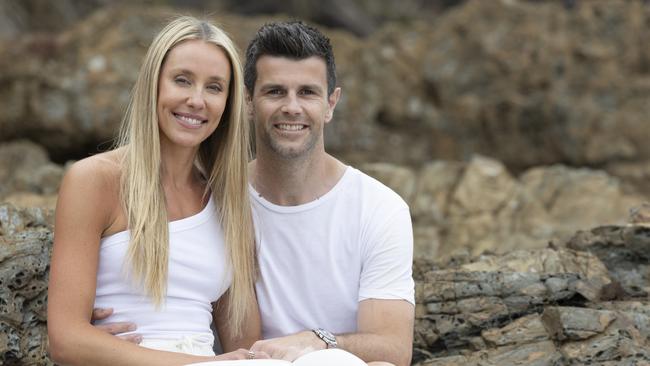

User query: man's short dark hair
[244,21,337,96]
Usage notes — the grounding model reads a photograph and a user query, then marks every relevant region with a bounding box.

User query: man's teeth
[277,124,304,131]
[176,114,203,125]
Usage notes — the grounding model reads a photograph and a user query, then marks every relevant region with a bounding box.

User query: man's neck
[250,149,346,206]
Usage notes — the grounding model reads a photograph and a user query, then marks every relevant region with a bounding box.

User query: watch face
[315,328,337,348]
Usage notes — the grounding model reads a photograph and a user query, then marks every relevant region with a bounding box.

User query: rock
[541,306,617,341]
[415,267,588,353]
[360,163,417,204]
[411,161,464,225]
[628,202,650,225]
[566,225,650,297]
[520,165,637,237]
[413,225,650,365]
[559,313,650,364]
[0,204,53,365]
[2,193,58,212]
[333,0,650,171]
[415,340,562,366]
[448,155,517,216]
[0,140,60,197]
[4,1,650,177]
[481,313,549,347]
[606,160,650,199]
[413,225,440,261]
[460,248,612,291]
[0,6,280,161]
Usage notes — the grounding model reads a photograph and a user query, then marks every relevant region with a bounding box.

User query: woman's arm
[213,289,262,352]
[46,158,246,366]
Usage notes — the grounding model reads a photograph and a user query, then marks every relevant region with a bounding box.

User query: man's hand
[250,331,324,361]
[91,308,142,344]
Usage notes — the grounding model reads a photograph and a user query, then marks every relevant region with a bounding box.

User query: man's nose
[281,93,301,115]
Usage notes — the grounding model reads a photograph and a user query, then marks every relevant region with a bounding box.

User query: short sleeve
[358,205,415,304]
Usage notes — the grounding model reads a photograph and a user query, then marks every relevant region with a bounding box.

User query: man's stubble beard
[258,122,321,160]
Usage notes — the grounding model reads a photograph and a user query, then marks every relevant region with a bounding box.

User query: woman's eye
[207,84,223,93]
[174,77,190,85]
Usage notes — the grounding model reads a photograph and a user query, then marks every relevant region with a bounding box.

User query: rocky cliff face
[1,1,649,189]
[1,203,648,365]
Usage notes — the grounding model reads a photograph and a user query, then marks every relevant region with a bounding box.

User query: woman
[47,16,262,365]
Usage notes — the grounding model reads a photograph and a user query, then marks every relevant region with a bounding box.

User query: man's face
[250,55,340,160]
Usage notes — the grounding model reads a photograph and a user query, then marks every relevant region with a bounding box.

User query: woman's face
[157,39,231,150]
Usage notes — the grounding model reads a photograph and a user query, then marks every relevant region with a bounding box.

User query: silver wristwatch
[312,328,338,348]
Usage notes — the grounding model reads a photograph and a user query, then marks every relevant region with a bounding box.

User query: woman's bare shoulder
[57,150,125,230]
[64,150,124,189]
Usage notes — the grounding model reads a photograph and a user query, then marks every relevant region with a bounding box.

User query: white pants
[140,335,215,356]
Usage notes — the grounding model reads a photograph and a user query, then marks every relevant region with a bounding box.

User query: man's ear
[246,91,254,120]
[325,87,341,123]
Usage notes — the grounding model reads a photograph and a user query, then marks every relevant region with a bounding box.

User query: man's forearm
[335,332,412,366]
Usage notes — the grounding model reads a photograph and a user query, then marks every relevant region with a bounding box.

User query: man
[94,21,415,366]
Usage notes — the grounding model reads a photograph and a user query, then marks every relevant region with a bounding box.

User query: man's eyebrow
[259,83,285,91]
[301,84,324,92]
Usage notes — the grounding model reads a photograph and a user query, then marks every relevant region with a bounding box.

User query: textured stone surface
[0,204,53,365]
[1,146,642,260]
[2,1,650,179]
[2,200,650,364]
[413,226,650,365]
[401,156,641,260]
[567,225,650,297]
[0,140,64,202]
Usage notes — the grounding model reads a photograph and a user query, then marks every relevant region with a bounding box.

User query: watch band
[312,328,338,349]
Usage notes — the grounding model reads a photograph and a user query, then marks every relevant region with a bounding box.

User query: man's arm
[338,299,414,366]
[90,308,142,344]
[250,299,413,365]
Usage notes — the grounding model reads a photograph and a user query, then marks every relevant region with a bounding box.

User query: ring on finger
[247,350,255,359]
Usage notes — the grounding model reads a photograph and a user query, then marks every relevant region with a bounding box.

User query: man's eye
[300,89,315,95]
[267,89,283,95]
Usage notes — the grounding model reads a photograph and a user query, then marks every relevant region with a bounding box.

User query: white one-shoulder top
[93,196,230,345]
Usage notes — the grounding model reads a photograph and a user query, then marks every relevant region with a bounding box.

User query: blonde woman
[47,16,264,365]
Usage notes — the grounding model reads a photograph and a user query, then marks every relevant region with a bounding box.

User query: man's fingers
[91,307,113,321]
[118,333,143,344]
[249,340,265,352]
[94,322,137,335]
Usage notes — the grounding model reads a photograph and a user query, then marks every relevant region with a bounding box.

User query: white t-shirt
[251,167,414,339]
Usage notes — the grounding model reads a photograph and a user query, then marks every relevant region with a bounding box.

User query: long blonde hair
[114,16,255,337]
